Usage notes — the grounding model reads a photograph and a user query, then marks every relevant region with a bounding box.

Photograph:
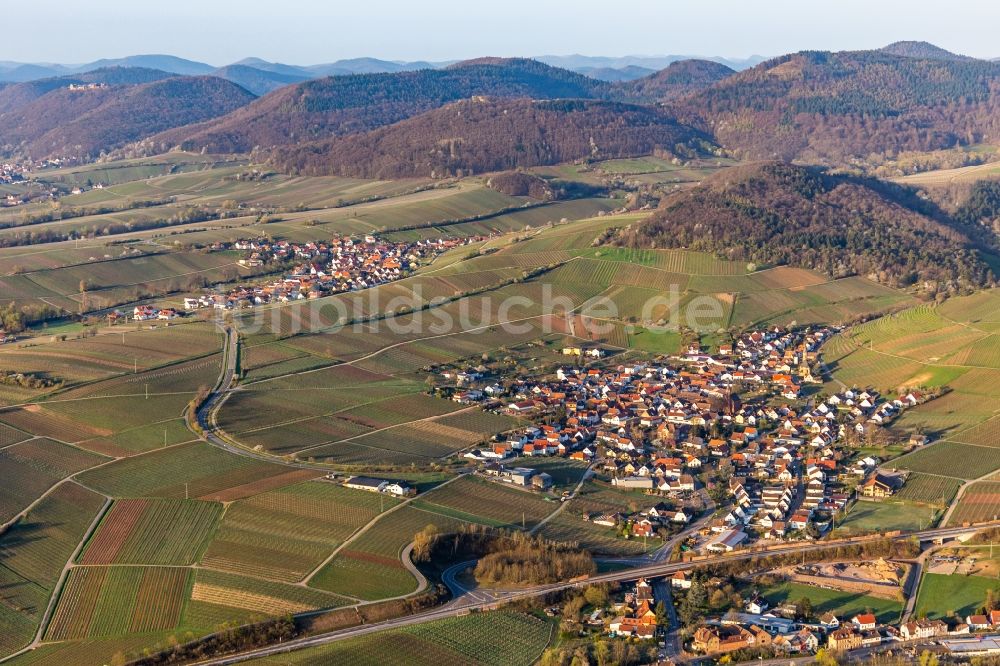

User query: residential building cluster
[690,599,940,657]
[0,162,24,191]
[606,578,660,640]
[452,322,938,555]
[719,384,926,544]
[184,235,479,310]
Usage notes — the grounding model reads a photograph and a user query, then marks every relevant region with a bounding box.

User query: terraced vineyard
[201,481,395,582]
[0,483,106,658]
[249,611,553,666]
[0,439,107,524]
[45,566,189,640]
[76,441,296,500]
[79,498,222,565]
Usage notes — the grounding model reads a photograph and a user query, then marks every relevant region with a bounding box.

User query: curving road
[195,326,319,470]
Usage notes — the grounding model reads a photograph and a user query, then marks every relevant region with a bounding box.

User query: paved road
[194,520,1000,665]
[651,577,681,659]
[195,327,317,470]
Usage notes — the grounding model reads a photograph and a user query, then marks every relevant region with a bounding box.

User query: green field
[0,438,107,524]
[76,441,296,499]
[914,573,1000,620]
[836,499,941,534]
[761,581,903,624]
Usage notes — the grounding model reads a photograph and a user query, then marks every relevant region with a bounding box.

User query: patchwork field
[79,498,222,565]
[0,483,106,658]
[187,568,349,627]
[9,149,1000,666]
[0,438,108,524]
[76,441,300,499]
[45,566,189,640]
[201,481,396,583]
[309,505,465,600]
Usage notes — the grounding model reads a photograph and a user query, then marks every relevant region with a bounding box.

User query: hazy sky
[6,0,999,64]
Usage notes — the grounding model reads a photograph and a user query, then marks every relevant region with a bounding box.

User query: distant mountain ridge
[211,64,308,96]
[574,65,656,82]
[622,59,736,102]
[670,47,1000,164]
[5,42,1000,168]
[0,52,767,84]
[535,54,766,72]
[0,73,255,161]
[269,97,709,178]
[152,58,613,154]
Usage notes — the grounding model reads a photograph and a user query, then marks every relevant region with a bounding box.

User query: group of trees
[0,371,60,390]
[537,640,656,666]
[128,617,296,666]
[473,531,596,586]
[0,302,61,333]
[485,171,558,200]
[955,179,1000,236]
[412,524,596,587]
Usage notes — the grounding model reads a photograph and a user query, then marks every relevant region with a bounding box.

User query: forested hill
[153,59,613,154]
[619,59,735,102]
[618,162,999,293]
[269,98,708,178]
[0,76,256,161]
[878,41,975,61]
[0,67,175,115]
[671,49,1000,164]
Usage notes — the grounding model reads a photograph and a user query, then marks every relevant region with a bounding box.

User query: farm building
[612,476,654,490]
[860,472,905,499]
[343,476,415,497]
